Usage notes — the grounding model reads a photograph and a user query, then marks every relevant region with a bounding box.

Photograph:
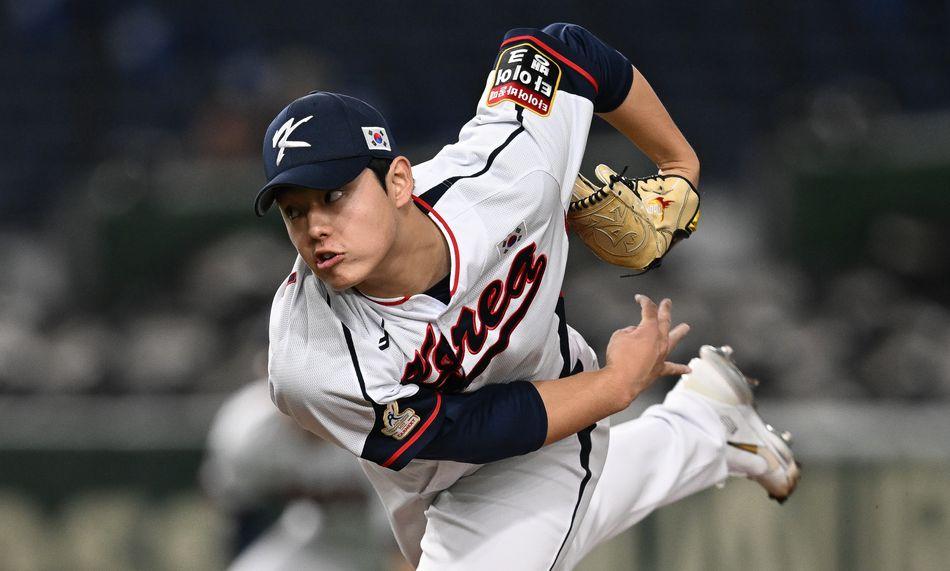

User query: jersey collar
[359,195,459,307]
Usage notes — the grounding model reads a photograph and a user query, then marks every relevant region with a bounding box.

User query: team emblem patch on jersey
[497,221,527,255]
[487,42,561,116]
[381,401,420,440]
[362,127,391,151]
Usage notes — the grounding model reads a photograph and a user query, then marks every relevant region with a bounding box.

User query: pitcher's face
[276,168,398,291]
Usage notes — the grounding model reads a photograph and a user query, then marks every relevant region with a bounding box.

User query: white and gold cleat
[674,345,801,503]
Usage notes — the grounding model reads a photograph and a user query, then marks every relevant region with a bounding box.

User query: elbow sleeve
[416,381,548,464]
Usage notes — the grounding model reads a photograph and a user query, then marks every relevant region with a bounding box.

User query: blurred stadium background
[2,1,949,569]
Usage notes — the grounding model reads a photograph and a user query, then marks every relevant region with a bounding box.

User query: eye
[284,206,303,220]
[324,190,344,204]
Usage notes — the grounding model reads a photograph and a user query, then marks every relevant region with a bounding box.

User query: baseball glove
[567,164,700,272]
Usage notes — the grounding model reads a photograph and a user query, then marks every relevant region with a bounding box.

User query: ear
[387,156,415,208]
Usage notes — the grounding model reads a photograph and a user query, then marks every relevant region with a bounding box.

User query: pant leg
[561,389,729,568]
[416,419,609,571]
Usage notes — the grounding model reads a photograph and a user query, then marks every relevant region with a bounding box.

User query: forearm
[598,66,700,187]
[413,295,685,462]
[414,369,634,463]
[531,368,633,446]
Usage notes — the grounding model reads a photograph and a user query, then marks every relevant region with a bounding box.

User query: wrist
[596,366,639,413]
[658,158,700,188]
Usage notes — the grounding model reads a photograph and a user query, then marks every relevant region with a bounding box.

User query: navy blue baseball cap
[255,91,397,216]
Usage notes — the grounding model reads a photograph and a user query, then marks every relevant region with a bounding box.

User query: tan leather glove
[567,164,700,271]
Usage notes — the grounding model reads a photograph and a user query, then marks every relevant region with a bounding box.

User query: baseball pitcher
[255,23,799,569]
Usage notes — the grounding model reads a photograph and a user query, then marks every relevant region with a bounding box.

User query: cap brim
[254,155,372,216]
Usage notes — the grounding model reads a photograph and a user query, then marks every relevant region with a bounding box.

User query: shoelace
[573,165,665,277]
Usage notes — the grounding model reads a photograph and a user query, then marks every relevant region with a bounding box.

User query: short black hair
[368,157,394,190]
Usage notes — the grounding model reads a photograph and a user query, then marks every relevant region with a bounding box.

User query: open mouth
[315,253,343,270]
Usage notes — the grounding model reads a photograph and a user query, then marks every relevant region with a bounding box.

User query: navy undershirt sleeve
[416,381,548,464]
[540,22,634,113]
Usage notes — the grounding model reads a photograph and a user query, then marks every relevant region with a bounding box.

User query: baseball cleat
[674,345,801,503]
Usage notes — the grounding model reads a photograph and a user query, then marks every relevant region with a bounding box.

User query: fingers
[635,294,658,324]
[657,298,672,337]
[668,323,691,351]
[660,361,691,377]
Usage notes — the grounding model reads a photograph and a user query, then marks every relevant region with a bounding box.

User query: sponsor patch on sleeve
[487,42,561,116]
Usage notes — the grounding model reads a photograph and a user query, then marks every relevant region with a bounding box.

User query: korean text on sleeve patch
[487,42,562,117]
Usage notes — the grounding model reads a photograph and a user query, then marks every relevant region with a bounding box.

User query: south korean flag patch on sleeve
[362,127,391,151]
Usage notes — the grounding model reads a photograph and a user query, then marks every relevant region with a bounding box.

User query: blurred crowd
[2,0,949,400]
[2,165,948,401]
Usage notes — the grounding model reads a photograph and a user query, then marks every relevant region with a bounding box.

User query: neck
[357,203,450,299]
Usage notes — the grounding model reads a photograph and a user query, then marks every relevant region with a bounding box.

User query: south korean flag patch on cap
[362,127,391,151]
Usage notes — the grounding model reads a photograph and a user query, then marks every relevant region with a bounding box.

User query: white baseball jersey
[267,24,645,567]
[270,35,596,464]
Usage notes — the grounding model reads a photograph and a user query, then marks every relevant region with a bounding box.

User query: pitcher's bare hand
[603,294,691,404]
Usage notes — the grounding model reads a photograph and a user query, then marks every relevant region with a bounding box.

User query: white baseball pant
[415,378,729,569]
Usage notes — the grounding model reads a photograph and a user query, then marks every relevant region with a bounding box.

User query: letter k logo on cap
[272,115,313,165]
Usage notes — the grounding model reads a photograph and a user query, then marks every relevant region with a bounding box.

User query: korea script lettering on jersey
[399,242,547,393]
[268,27,607,473]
